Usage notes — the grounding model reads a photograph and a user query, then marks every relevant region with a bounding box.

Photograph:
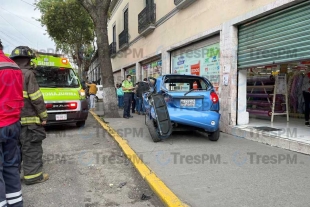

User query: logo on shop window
[177,56,185,65]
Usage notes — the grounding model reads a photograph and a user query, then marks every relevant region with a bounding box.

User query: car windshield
[163,76,212,92]
[34,66,80,88]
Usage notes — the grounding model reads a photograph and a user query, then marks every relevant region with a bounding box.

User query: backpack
[137,82,150,97]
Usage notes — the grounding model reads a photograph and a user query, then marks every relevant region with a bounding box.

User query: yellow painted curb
[90,111,189,207]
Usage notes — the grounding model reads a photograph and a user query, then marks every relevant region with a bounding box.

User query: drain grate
[253,126,282,132]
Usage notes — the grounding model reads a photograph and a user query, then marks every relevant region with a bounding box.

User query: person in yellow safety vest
[10,46,49,185]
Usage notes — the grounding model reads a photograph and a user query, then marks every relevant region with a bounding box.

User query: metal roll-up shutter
[238,1,310,69]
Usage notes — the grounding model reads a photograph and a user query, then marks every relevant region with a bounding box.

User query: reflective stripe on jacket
[20,65,47,125]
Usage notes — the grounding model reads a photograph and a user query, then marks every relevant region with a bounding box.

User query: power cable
[0,31,26,46]
[0,13,35,45]
[0,36,17,48]
[0,6,44,30]
[20,0,35,7]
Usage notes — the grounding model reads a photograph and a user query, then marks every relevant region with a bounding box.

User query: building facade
[87,52,102,84]
[105,0,310,136]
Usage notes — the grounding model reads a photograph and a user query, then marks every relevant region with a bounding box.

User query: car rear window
[163,77,211,92]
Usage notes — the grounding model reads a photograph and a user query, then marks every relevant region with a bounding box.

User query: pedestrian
[136,78,150,115]
[87,81,97,111]
[0,40,24,206]
[122,75,135,119]
[10,46,49,186]
[132,82,139,114]
[116,84,124,109]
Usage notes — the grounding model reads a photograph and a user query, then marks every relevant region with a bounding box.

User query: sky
[0,0,56,54]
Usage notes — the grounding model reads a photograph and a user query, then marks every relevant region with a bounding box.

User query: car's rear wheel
[76,121,86,128]
[208,129,220,141]
[95,96,99,102]
[146,118,162,142]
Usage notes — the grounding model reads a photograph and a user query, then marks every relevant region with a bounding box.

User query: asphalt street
[102,102,310,207]
[21,113,163,207]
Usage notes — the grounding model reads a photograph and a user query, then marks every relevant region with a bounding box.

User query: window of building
[124,8,128,31]
[145,0,154,6]
[113,25,116,43]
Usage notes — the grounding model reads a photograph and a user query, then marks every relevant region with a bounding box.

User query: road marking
[90,111,189,207]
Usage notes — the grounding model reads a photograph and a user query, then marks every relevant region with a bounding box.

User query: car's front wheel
[146,118,162,142]
[95,96,99,102]
[208,129,220,141]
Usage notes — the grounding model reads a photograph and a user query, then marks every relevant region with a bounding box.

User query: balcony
[109,42,116,58]
[118,30,129,50]
[138,4,156,37]
[174,0,197,10]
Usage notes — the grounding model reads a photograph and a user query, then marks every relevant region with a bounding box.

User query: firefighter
[0,40,24,206]
[10,46,49,185]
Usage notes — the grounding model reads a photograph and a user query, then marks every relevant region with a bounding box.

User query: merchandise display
[246,63,310,122]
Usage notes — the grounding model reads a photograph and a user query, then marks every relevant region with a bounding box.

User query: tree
[77,0,120,118]
[35,0,95,79]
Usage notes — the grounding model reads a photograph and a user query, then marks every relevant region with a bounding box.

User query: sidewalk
[94,102,310,207]
[232,117,310,155]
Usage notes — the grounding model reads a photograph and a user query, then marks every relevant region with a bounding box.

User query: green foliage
[35,0,94,46]
[35,0,95,68]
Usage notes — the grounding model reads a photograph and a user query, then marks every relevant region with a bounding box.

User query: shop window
[171,43,220,94]
[142,60,162,80]
[125,68,136,84]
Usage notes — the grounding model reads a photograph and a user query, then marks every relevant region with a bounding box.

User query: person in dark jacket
[136,78,150,115]
[132,83,139,113]
[0,40,24,206]
[10,46,49,185]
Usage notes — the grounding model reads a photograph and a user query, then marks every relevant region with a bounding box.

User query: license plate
[56,114,67,120]
[180,99,195,107]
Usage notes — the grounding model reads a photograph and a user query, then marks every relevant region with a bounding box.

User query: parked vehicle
[143,75,220,142]
[95,85,104,102]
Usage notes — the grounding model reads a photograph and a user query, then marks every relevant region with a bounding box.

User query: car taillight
[68,102,77,109]
[210,92,219,104]
[46,103,53,109]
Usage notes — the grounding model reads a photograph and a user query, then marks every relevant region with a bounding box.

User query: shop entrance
[235,1,310,145]
[236,62,310,143]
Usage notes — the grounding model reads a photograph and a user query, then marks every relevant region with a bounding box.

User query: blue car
[143,74,221,142]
